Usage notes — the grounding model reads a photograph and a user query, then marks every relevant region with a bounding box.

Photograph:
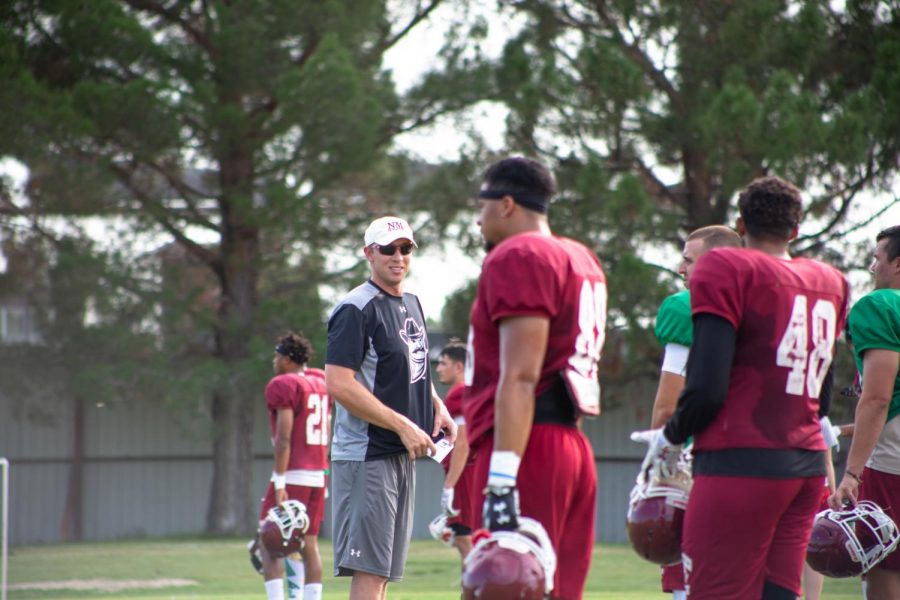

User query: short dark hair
[876,225,900,262]
[483,157,556,200]
[440,339,466,364]
[686,225,742,249]
[275,331,313,366]
[737,176,803,241]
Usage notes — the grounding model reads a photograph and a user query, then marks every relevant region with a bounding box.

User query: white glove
[631,428,682,479]
[820,416,841,450]
[441,487,459,517]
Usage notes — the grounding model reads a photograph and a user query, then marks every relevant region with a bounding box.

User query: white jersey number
[565,280,607,416]
[306,393,330,446]
[776,295,837,398]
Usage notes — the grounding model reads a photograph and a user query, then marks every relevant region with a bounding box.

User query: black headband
[275,343,305,365]
[478,188,549,214]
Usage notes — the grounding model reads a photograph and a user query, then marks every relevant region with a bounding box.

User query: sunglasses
[373,243,414,256]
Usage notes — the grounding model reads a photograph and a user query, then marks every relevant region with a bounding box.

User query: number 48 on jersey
[776,294,837,398]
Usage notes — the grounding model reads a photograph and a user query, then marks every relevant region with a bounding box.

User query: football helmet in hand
[626,448,692,565]
[462,517,557,599]
[806,500,900,578]
[259,499,310,558]
[428,513,454,547]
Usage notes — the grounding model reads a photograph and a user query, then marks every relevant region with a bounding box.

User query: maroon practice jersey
[444,382,464,420]
[265,372,331,471]
[463,232,607,446]
[689,247,849,452]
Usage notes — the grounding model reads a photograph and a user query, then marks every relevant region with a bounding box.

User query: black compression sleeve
[817,366,834,418]
[663,314,737,444]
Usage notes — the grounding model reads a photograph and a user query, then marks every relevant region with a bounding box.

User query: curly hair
[275,331,313,366]
[737,176,803,241]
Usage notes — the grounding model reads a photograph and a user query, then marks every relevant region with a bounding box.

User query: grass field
[6,537,864,599]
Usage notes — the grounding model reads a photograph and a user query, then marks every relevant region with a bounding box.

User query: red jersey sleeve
[265,376,298,412]
[689,249,744,329]
[483,244,562,322]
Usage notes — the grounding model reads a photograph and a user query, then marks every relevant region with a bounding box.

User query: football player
[831,225,900,599]
[648,225,741,600]
[463,156,606,599]
[645,176,850,599]
[255,331,330,600]
[435,340,477,562]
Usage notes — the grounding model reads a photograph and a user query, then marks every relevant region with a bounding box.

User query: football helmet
[259,499,310,558]
[626,449,692,566]
[806,500,900,578]
[428,513,454,547]
[462,517,556,599]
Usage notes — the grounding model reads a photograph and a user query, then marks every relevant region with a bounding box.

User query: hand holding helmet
[806,501,900,578]
[258,499,310,558]
[631,428,682,480]
[626,445,692,565]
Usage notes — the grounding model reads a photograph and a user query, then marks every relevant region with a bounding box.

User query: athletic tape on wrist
[272,471,287,490]
[488,450,521,488]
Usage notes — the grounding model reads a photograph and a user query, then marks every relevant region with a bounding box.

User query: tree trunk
[206,144,261,535]
[207,387,256,534]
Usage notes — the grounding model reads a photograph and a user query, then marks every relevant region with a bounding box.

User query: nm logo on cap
[387,221,404,231]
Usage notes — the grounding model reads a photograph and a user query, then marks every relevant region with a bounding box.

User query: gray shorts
[331,454,415,581]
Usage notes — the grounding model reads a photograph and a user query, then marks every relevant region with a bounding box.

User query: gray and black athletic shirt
[326,280,434,461]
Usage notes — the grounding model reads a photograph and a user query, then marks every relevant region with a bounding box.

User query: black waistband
[534,375,577,427]
[693,448,826,478]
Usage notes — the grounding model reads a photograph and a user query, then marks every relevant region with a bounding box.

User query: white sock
[304,583,323,600]
[264,579,284,600]
[672,592,686,600]
[862,579,868,599]
[285,557,305,600]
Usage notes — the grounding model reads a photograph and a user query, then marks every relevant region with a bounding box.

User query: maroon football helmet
[462,517,556,599]
[806,500,900,578]
[259,499,310,558]
[626,451,692,566]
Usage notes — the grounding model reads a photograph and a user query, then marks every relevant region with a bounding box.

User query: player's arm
[325,364,436,458]
[431,383,458,443]
[831,348,900,508]
[495,315,549,457]
[273,407,293,505]
[482,315,549,531]
[443,422,469,489]
[663,313,736,444]
[650,343,689,428]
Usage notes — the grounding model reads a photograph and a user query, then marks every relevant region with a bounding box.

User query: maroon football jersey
[265,372,331,470]
[444,382,465,420]
[689,247,849,452]
[463,232,607,447]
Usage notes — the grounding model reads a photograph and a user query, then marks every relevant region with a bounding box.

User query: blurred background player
[831,225,900,600]
[648,225,741,600]
[256,331,330,600]
[463,156,606,599]
[643,176,849,599]
[435,339,477,562]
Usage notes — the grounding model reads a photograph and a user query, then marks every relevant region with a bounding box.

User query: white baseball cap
[364,216,417,247]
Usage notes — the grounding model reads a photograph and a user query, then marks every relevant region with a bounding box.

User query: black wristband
[483,486,520,531]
